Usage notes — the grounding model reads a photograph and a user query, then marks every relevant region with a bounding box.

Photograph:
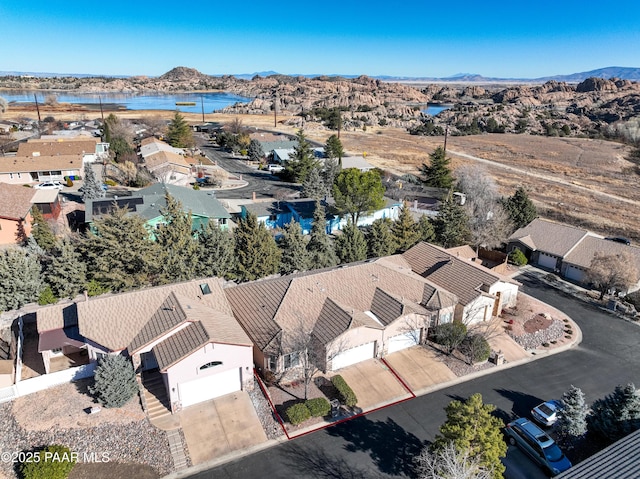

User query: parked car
[504,418,572,476]
[267,164,285,173]
[531,400,562,427]
[34,181,64,190]
[605,236,631,245]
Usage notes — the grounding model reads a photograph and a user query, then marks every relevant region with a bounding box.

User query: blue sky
[2,1,639,78]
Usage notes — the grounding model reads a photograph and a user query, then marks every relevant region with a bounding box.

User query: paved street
[182,273,640,479]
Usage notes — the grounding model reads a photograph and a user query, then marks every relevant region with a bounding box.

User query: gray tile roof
[153,322,209,371]
[563,235,640,269]
[128,293,186,353]
[508,218,589,257]
[370,288,405,326]
[312,298,354,345]
[241,201,291,218]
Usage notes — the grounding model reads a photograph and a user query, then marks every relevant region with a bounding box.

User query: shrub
[433,322,468,354]
[261,369,276,386]
[305,397,331,417]
[508,248,528,266]
[286,402,311,425]
[460,334,491,364]
[331,375,357,407]
[88,355,138,408]
[20,444,76,479]
[37,286,58,305]
[104,179,117,186]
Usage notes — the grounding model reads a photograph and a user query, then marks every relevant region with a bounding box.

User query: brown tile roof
[37,302,79,333]
[403,242,506,305]
[17,138,99,157]
[0,154,83,174]
[446,245,478,260]
[153,322,209,371]
[509,218,589,257]
[311,298,354,345]
[0,183,34,220]
[563,236,640,269]
[128,293,187,352]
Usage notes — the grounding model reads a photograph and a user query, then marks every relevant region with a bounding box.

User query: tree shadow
[327,414,426,477]
[495,388,545,420]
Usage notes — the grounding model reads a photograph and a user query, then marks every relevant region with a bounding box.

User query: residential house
[142,150,192,184]
[399,242,520,324]
[447,245,510,275]
[0,154,83,185]
[0,183,34,244]
[31,189,62,220]
[225,258,457,375]
[139,138,185,160]
[85,183,231,232]
[36,278,253,411]
[17,137,109,164]
[339,156,375,172]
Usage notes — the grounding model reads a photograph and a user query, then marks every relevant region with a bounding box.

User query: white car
[34,181,64,190]
[267,164,285,173]
[531,400,562,427]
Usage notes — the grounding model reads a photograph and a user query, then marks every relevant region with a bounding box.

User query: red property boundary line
[255,360,418,441]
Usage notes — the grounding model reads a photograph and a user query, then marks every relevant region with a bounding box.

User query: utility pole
[33,94,42,126]
[443,125,449,153]
[201,96,205,123]
[273,90,278,127]
[98,95,104,121]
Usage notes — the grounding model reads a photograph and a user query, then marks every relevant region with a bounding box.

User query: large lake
[0,91,252,113]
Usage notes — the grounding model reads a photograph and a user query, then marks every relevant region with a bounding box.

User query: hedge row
[331,375,357,407]
[285,397,332,425]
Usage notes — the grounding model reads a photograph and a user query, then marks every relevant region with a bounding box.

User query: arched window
[199,361,222,370]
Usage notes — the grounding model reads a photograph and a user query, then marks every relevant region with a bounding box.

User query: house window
[200,361,222,370]
[267,356,277,371]
[283,351,300,370]
[439,312,453,324]
[199,283,212,295]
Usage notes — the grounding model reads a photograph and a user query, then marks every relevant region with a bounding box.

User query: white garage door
[331,342,375,371]
[179,367,241,408]
[565,265,585,282]
[388,330,420,353]
[538,252,557,270]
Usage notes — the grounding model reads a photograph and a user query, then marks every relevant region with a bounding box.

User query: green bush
[331,375,357,407]
[20,444,76,479]
[286,402,311,425]
[508,248,528,266]
[460,334,491,363]
[104,179,117,186]
[305,397,331,417]
[37,286,58,305]
[434,322,468,354]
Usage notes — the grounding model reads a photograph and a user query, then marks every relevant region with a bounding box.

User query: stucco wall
[0,215,32,245]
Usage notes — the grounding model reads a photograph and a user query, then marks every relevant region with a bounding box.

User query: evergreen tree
[47,240,87,299]
[82,205,159,291]
[431,393,507,479]
[285,129,319,183]
[391,202,421,252]
[302,167,326,200]
[367,218,397,258]
[155,193,199,283]
[88,355,138,408]
[195,221,235,279]
[278,221,310,275]
[247,138,265,163]
[556,385,589,448]
[234,212,281,282]
[31,207,57,254]
[417,214,435,242]
[166,111,194,148]
[321,158,340,193]
[103,113,134,161]
[501,186,537,230]
[332,168,385,224]
[307,201,338,269]
[420,146,454,188]
[0,248,44,311]
[433,192,471,248]
[325,134,344,167]
[335,221,367,264]
[588,383,640,444]
[80,163,105,202]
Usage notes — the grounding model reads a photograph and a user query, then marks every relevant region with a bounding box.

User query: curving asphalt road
[181,272,640,479]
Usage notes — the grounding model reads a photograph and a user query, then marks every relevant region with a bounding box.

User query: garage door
[179,367,241,408]
[388,330,420,354]
[538,253,557,270]
[331,342,375,371]
[565,265,585,282]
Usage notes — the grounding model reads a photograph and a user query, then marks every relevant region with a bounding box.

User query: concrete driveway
[336,359,412,411]
[178,391,267,465]
[384,346,457,393]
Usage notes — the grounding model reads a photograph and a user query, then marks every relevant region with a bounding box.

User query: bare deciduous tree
[415,441,493,479]
[586,250,640,300]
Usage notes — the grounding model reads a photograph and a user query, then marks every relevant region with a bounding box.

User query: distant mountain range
[1,67,640,82]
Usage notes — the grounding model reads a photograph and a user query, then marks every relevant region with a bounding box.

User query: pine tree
[391,202,421,252]
[417,214,435,242]
[321,158,340,193]
[588,383,640,444]
[88,355,138,408]
[234,212,281,282]
[31,207,57,254]
[335,221,367,264]
[325,134,344,166]
[431,393,507,479]
[195,221,235,279]
[302,167,326,200]
[501,186,537,230]
[80,163,105,202]
[0,248,44,311]
[367,218,397,258]
[166,111,194,148]
[82,205,159,291]
[556,385,589,448]
[285,129,319,183]
[420,146,454,188]
[155,193,199,283]
[307,201,338,269]
[247,138,264,163]
[278,221,310,275]
[47,239,87,299]
[332,168,385,224]
[433,192,471,248]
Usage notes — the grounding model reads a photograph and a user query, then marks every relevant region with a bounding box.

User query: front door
[141,351,159,371]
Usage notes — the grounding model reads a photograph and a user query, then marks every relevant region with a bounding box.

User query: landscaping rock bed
[248,378,284,440]
[508,317,566,350]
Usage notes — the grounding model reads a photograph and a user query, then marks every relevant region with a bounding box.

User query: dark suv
[504,418,571,476]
